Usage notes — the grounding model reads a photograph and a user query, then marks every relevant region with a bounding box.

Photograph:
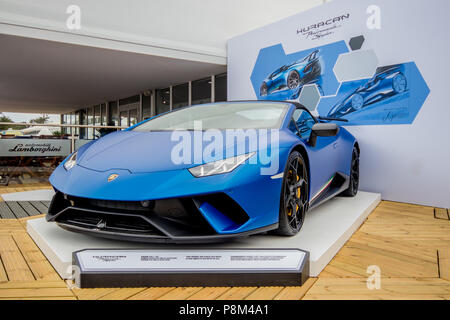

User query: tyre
[351,93,364,111]
[392,73,407,93]
[287,70,301,89]
[260,83,268,96]
[342,147,359,197]
[275,151,309,236]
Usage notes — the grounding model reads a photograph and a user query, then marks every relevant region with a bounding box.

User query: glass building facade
[62,73,227,139]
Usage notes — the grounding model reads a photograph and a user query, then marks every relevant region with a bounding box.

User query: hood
[77,130,264,173]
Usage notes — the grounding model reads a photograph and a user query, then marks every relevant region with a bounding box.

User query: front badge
[107,173,119,182]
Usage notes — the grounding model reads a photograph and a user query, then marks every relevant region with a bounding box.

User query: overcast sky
[1,112,60,124]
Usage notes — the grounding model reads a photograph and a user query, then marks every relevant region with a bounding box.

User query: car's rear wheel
[287,71,301,89]
[342,147,359,197]
[351,93,364,110]
[260,83,268,96]
[275,151,309,236]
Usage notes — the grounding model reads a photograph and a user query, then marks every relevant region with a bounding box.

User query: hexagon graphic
[349,35,365,51]
[317,62,430,126]
[298,84,321,112]
[333,50,379,83]
[250,40,349,101]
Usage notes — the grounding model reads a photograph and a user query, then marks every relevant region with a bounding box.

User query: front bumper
[46,191,278,243]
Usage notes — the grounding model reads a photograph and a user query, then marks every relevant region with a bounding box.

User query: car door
[289,109,339,200]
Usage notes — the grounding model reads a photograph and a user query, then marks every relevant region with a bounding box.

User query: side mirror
[308,123,339,147]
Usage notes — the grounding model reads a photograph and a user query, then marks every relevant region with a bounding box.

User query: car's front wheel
[275,151,309,236]
[287,71,301,89]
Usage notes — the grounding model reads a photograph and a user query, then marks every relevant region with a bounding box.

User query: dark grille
[84,198,155,212]
[59,208,164,236]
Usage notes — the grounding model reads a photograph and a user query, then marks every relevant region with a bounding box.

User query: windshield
[132,102,290,131]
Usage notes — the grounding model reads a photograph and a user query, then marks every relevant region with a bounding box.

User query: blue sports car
[327,64,408,118]
[47,101,359,243]
[260,50,322,97]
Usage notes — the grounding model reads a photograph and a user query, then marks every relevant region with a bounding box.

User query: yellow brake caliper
[287,170,293,216]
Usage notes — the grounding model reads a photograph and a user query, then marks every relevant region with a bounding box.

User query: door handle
[333,142,338,149]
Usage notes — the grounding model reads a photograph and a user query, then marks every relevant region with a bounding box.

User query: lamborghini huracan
[47,101,359,243]
[260,50,322,97]
[327,64,408,118]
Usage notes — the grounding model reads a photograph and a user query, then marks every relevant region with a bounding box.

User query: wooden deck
[0,187,448,300]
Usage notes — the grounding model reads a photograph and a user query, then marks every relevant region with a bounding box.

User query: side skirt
[308,172,349,210]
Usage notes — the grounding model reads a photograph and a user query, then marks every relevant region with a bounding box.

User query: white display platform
[1,189,55,201]
[27,191,380,278]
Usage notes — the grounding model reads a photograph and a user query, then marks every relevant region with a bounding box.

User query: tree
[30,114,50,124]
[0,115,14,131]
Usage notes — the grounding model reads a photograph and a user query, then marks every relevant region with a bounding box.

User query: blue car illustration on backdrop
[260,50,322,98]
[47,101,359,243]
[327,64,408,118]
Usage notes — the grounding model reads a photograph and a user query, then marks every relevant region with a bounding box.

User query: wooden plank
[40,201,51,209]
[157,287,203,300]
[359,223,450,241]
[274,278,317,300]
[0,281,66,289]
[127,287,176,300]
[303,278,450,300]
[0,296,77,300]
[0,287,74,299]
[72,288,119,300]
[0,256,7,282]
[244,287,284,300]
[0,202,15,219]
[434,208,449,220]
[303,294,450,300]
[0,219,25,233]
[319,263,367,278]
[0,234,34,281]
[4,202,28,219]
[327,241,439,278]
[368,208,434,224]
[187,287,231,300]
[17,201,40,216]
[98,288,147,300]
[12,233,60,280]
[438,248,449,280]
[350,232,438,262]
[29,201,48,214]
[216,287,257,300]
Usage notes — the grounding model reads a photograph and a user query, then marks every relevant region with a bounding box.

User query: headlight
[188,153,255,178]
[64,151,77,170]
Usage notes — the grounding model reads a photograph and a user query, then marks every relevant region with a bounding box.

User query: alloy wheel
[283,155,308,232]
[287,71,300,89]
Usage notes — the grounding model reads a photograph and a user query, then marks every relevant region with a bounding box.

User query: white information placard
[77,249,306,272]
[73,248,309,287]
